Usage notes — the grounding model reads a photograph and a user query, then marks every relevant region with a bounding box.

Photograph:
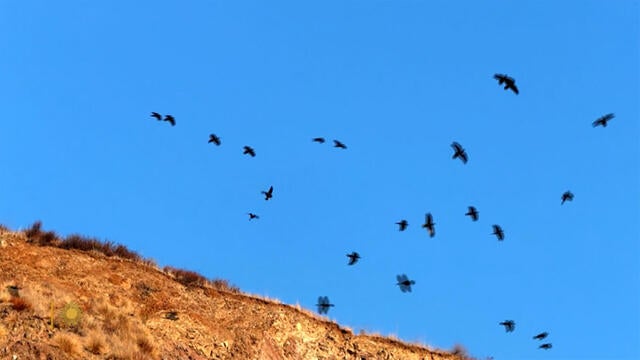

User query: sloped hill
[0,223,472,360]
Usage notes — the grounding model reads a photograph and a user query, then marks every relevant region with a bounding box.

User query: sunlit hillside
[0,223,478,360]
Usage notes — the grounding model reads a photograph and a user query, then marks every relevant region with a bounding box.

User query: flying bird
[208,134,221,146]
[494,73,519,95]
[163,115,176,126]
[150,112,162,121]
[561,191,574,205]
[243,146,256,157]
[312,137,325,143]
[539,343,552,350]
[499,320,515,332]
[422,213,435,237]
[396,220,408,231]
[261,186,273,201]
[333,140,347,149]
[247,213,259,220]
[533,332,549,340]
[396,274,416,293]
[492,225,504,241]
[451,142,468,164]
[346,252,361,265]
[592,113,614,127]
[465,206,479,221]
[316,296,334,314]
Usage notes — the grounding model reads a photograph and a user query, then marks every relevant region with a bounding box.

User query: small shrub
[164,266,207,288]
[24,220,59,246]
[60,234,141,261]
[9,297,31,311]
[209,278,240,293]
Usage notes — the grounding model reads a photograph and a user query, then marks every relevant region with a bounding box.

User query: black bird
[208,134,221,146]
[346,252,361,265]
[561,191,574,205]
[422,213,435,237]
[316,296,334,314]
[533,332,549,340]
[261,186,273,201]
[163,115,176,126]
[312,137,325,143]
[499,320,515,332]
[247,213,259,220]
[539,343,552,350]
[396,220,408,231]
[150,112,162,121]
[333,140,347,149]
[396,274,416,293]
[494,73,519,95]
[465,206,479,221]
[451,142,468,164]
[243,146,256,157]
[592,113,614,127]
[492,225,504,241]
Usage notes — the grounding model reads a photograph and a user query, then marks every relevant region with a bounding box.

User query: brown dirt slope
[0,225,473,360]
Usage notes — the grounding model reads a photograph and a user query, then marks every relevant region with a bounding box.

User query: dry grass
[136,335,155,355]
[9,296,31,311]
[53,333,81,357]
[85,332,106,355]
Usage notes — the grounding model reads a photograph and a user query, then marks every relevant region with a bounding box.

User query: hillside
[0,223,473,360]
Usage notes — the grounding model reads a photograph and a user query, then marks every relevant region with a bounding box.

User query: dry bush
[210,278,240,293]
[9,296,31,311]
[24,220,59,246]
[53,333,81,357]
[164,266,207,288]
[60,234,141,261]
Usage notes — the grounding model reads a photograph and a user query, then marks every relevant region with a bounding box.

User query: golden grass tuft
[53,333,81,357]
[85,332,106,355]
[136,335,155,354]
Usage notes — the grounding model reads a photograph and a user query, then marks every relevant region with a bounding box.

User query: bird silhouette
[499,320,515,332]
[163,115,176,126]
[247,213,259,220]
[312,137,325,143]
[561,191,574,204]
[465,206,479,221]
[593,113,614,127]
[333,140,347,149]
[533,332,549,340]
[208,134,221,146]
[150,112,162,121]
[422,213,435,237]
[261,186,273,200]
[451,142,468,164]
[494,74,519,94]
[316,296,334,314]
[243,146,256,157]
[346,252,361,265]
[539,343,552,350]
[492,225,504,241]
[396,220,408,231]
[396,274,416,293]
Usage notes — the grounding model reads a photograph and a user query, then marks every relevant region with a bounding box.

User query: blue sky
[1,1,638,358]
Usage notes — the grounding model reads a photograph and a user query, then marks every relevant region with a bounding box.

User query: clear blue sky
[1,1,638,359]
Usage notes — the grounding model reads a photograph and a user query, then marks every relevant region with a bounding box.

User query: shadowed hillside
[0,223,477,360]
